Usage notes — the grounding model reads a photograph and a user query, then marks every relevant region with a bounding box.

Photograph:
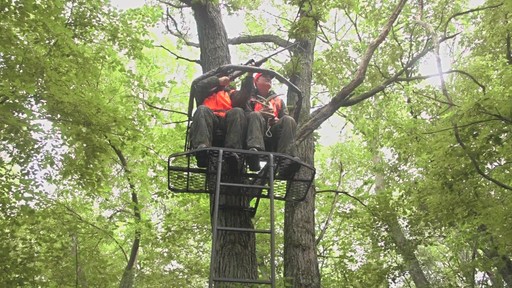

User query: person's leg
[246,111,266,150]
[190,105,218,167]
[270,115,297,155]
[270,115,300,179]
[190,105,218,149]
[246,111,266,171]
[224,107,247,149]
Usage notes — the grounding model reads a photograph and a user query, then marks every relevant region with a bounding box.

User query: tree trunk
[284,36,321,287]
[191,2,258,284]
[110,144,141,288]
[71,234,88,288]
[373,154,430,288]
[483,246,512,286]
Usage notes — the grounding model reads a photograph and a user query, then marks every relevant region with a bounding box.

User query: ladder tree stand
[168,66,315,287]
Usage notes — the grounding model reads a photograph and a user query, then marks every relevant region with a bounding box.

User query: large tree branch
[228,34,292,47]
[295,0,408,143]
[158,0,190,9]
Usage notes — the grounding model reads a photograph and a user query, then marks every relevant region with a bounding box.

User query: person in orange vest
[190,74,253,168]
[245,73,299,174]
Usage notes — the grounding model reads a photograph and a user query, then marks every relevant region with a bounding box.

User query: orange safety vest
[254,97,282,119]
[203,89,234,117]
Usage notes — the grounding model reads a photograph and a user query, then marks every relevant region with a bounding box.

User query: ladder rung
[217,226,271,234]
[212,277,272,284]
[220,182,270,189]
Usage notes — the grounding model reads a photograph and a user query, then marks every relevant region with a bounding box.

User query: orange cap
[253,73,273,84]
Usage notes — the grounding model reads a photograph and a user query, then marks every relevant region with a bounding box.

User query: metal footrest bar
[220,182,271,189]
[212,277,273,284]
[217,227,271,233]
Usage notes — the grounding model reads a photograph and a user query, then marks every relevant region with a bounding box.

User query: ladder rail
[209,149,276,287]
[269,153,276,288]
[209,150,224,288]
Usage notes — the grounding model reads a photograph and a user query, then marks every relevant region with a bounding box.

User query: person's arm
[193,76,223,105]
[230,74,254,108]
[278,98,288,118]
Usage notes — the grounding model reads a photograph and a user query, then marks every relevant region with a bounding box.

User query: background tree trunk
[372,147,430,287]
[284,37,321,287]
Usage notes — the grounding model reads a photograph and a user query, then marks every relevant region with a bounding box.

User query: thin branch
[507,31,512,65]
[141,97,188,116]
[345,12,362,43]
[422,119,503,134]
[164,9,199,47]
[415,17,452,105]
[414,89,457,106]
[163,120,189,125]
[157,45,201,64]
[453,124,512,191]
[63,205,129,262]
[316,162,344,246]
[108,141,142,270]
[479,110,512,124]
[317,24,332,46]
[315,190,368,208]
[397,69,486,93]
[443,3,504,36]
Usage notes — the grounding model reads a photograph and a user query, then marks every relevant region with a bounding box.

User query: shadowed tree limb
[228,34,292,47]
[453,124,512,191]
[158,0,190,9]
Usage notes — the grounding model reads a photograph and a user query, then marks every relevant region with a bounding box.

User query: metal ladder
[208,150,277,287]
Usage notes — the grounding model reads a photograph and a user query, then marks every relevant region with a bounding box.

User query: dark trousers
[190,105,247,149]
[246,111,297,155]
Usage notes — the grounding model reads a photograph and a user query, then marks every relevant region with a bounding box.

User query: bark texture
[283,37,321,287]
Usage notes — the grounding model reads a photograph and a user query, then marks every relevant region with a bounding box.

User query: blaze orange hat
[253,73,273,84]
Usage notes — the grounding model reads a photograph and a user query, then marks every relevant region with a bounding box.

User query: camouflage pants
[190,105,247,149]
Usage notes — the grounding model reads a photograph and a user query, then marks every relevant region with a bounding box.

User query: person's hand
[219,76,230,86]
[260,106,275,124]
